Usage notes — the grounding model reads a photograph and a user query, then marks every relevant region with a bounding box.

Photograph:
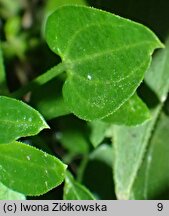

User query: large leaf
[112,36,169,199]
[131,113,169,199]
[0,141,67,195]
[0,182,25,200]
[0,96,49,144]
[104,94,150,126]
[63,171,95,200]
[46,5,163,121]
[112,108,159,199]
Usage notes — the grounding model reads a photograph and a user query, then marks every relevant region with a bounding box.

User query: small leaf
[104,94,150,126]
[0,96,49,144]
[46,5,163,121]
[131,113,169,199]
[64,171,95,200]
[89,120,109,147]
[0,181,25,200]
[0,141,67,196]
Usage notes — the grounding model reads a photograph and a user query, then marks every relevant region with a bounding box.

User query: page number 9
[157,203,163,211]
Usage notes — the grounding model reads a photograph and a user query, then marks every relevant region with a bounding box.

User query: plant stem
[77,155,89,183]
[12,62,67,99]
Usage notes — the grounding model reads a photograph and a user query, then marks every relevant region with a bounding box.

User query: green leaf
[131,113,169,199]
[104,94,150,126]
[0,141,67,196]
[63,171,95,200]
[0,181,25,200]
[46,5,163,121]
[0,96,49,144]
[112,36,169,200]
[89,120,109,147]
[112,108,159,199]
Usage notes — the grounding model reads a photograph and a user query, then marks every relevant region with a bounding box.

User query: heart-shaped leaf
[0,96,49,144]
[45,5,163,121]
[0,141,67,196]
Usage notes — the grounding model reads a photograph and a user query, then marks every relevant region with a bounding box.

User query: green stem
[12,62,67,99]
[77,155,89,183]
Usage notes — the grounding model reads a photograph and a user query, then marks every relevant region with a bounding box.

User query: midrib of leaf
[69,59,148,85]
[12,41,151,100]
[68,41,151,64]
